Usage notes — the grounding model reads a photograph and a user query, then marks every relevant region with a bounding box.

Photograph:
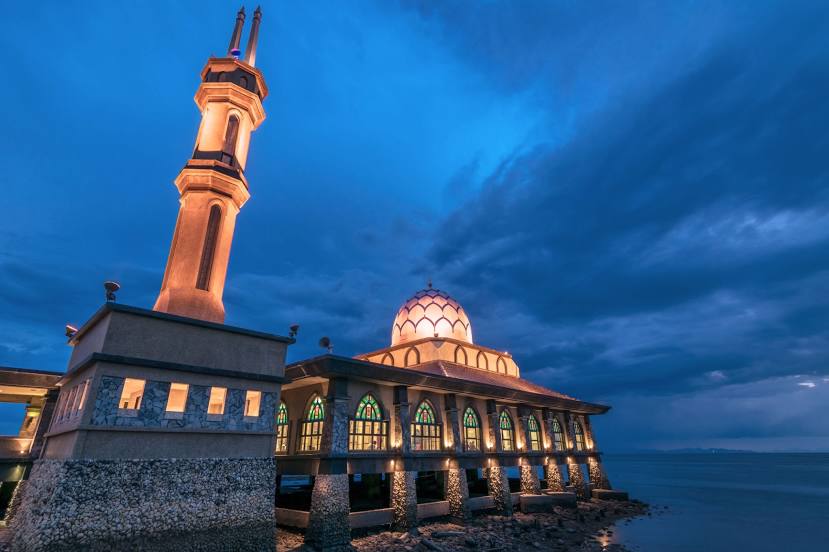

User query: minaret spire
[243,6,262,66]
[227,6,246,57]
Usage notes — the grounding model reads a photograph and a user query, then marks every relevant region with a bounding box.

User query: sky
[1,1,828,451]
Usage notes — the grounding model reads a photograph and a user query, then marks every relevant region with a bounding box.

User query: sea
[602,453,829,552]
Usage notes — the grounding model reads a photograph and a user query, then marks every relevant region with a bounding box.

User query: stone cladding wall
[391,471,417,531]
[587,457,612,490]
[486,466,513,516]
[92,376,277,432]
[305,473,350,549]
[544,462,564,492]
[519,465,541,495]
[9,457,275,551]
[446,468,470,520]
[567,461,587,498]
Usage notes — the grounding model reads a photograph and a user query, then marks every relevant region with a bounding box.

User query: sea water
[603,453,829,552]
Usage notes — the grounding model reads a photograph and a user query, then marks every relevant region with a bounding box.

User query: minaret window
[411,400,440,451]
[118,379,145,411]
[349,393,387,451]
[499,410,515,451]
[462,407,481,451]
[574,420,586,451]
[275,402,289,454]
[527,415,542,451]
[299,395,325,452]
[220,114,240,165]
[552,417,564,451]
[196,205,222,291]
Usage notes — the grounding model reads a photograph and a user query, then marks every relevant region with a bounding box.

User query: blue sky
[1,1,828,451]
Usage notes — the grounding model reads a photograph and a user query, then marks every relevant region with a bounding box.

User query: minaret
[154,7,267,323]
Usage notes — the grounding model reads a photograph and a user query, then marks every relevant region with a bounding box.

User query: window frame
[527,414,542,451]
[348,393,388,452]
[299,394,325,453]
[411,400,441,452]
[275,401,289,454]
[462,407,481,452]
[499,410,515,452]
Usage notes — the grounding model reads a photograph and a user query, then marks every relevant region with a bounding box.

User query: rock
[421,538,445,551]
[432,531,465,538]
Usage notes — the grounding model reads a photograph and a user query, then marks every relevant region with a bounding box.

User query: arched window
[454,345,468,365]
[404,346,420,367]
[574,420,586,451]
[299,395,324,452]
[275,402,289,454]
[411,400,440,451]
[196,205,222,290]
[552,417,564,451]
[477,351,488,371]
[527,415,541,451]
[499,410,515,451]
[220,114,240,165]
[462,407,481,451]
[349,393,387,451]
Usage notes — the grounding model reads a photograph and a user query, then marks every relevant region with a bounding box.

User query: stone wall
[9,457,276,551]
[92,376,277,432]
[305,473,350,549]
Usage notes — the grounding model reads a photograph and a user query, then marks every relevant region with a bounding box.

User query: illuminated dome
[391,285,473,346]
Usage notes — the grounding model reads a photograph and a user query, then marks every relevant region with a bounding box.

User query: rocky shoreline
[278,499,649,551]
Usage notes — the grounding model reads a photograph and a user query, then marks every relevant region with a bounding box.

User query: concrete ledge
[519,494,553,513]
[543,491,577,507]
[417,500,449,519]
[276,507,309,528]
[350,508,393,529]
[592,489,629,501]
[468,495,495,511]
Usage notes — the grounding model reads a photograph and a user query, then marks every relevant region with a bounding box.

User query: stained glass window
[574,420,586,451]
[349,394,388,451]
[462,407,480,451]
[552,417,564,451]
[527,415,541,451]
[411,400,441,451]
[299,395,325,452]
[275,402,289,454]
[499,410,514,451]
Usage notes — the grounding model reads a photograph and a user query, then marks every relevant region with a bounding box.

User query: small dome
[391,286,473,346]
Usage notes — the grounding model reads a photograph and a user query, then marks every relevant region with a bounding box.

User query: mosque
[0,8,624,551]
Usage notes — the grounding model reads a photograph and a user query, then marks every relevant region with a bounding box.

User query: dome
[391,286,473,346]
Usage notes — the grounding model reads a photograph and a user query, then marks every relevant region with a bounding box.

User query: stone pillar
[563,411,578,452]
[582,415,597,450]
[566,459,587,498]
[320,377,349,456]
[587,456,612,490]
[444,394,463,453]
[447,466,471,521]
[486,400,502,452]
[306,473,351,549]
[391,470,418,531]
[393,386,412,453]
[519,464,541,495]
[486,464,513,516]
[516,405,534,452]
[544,461,564,492]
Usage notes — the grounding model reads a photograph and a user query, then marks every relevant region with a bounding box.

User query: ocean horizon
[602,452,829,551]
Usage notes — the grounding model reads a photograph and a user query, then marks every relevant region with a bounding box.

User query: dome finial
[427,278,432,289]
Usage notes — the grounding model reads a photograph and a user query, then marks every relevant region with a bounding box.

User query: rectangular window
[119,378,145,411]
[300,420,323,452]
[244,390,261,417]
[208,387,227,415]
[166,382,189,413]
[348,419,388,451]
[76,380,89,414]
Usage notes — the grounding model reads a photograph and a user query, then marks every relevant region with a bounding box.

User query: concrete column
[587,456,612,490]
[391,471,418,531]
[444,394,462,453]
[486,465,513,516]
[446,467,471,521]
[306,473,351,549]
[393,386,412,453]
[566,459,587,498]
[486,399,502,452]
[320,377,349,456]
[544,460,564,492]
[29,389,59,459]
[519,464,541,495]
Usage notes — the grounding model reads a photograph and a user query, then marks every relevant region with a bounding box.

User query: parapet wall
[9,456,276,551]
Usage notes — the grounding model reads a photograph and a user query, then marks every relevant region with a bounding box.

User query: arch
[381,352,394,366]
[552,416,565,451]
[220,114,241,165]
[349,393,387,451]
[499,410,515,451]
[573,419,586,451]
[411,399,440,451]
[299,394,324,452]
[527,414,542,451]
[195,204,222,290]
[476,351,488,371]
[404,346,420,367]
[496,356,507,375]
[275,401,289,454]
[453,345,468,365]
[462,406,481,451]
